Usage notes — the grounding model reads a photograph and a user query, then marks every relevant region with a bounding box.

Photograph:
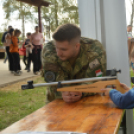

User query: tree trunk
[22,15,25,41]
[130,0,134,26]
[54,0,58,27]
[49,19,50,39]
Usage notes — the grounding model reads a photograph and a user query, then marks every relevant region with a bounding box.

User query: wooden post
[38,6,42,33]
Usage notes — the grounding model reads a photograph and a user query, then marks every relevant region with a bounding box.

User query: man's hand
[101,83,130,96]
[62,91,82,103]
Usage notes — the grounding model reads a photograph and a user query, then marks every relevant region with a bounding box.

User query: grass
[0,76,46,131]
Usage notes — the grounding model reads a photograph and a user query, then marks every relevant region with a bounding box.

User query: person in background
[101,83,134,109]
[31,26,45,75]
[10,29,22,76]
[5,28,14,73]
[130,51,134,73]
[3,53,8,63]
[21,42,27,70]
[1,26,12,44]
[127,25,134,62]
[1,26,12,64]
[24,32,33,72]
[127,25,133,39]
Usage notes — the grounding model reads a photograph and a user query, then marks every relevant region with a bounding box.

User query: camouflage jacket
[42,37,106,104]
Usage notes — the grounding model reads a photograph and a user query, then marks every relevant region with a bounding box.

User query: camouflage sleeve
[82,40,106,97]
[93,40,106,76]
[41,42,65,104]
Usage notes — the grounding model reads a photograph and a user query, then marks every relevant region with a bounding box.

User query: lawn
[0,76,46,131]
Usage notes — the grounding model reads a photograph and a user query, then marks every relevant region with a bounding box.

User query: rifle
[21,69,127,93]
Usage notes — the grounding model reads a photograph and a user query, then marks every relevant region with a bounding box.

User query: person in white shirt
[5,28,14,73]
[127,25,133,39]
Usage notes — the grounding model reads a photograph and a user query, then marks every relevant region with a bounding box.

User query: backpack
[1,31,8,43]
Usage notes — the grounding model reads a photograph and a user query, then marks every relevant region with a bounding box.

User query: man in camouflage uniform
[42,24,106,104]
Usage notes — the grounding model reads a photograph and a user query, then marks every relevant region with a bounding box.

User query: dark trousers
[4,53,8,63]
[32,48,42,73]
[12,52,21,72]
[6,46,14,71]
[27,53,32,70]
[23,56,27,67]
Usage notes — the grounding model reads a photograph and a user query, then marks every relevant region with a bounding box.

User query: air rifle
[21,69,128,93]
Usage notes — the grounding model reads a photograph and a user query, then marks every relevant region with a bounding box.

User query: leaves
[2,0,79,39]
[39,0,79,37]
[2,0,34,40]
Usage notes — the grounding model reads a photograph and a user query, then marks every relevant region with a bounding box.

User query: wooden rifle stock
[57,79,126,93]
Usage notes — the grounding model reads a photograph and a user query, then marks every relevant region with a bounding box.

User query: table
[1,95,124,134]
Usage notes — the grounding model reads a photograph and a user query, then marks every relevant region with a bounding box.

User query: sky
[0,0,132,35]
[0,1,35,34]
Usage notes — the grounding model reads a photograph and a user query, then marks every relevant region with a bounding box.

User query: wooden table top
[1,95,124,134]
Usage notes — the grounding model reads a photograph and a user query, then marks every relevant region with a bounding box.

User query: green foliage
[33,0,79,37]
[2,0,34,40]
[0,32,4,47]
[3,0,33,20]
[2,0,79,39]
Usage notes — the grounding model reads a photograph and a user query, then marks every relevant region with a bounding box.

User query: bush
[0,32,4,47]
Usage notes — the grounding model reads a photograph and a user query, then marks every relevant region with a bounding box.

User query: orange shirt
[10,36,19,53]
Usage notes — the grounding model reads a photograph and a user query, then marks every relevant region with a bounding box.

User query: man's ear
[75,42,80,50]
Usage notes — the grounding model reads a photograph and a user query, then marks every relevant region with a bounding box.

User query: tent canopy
[16,0,50,7]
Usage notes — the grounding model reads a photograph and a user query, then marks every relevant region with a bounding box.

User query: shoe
[11,71,14,74]
[24,67,28,70]
[27,69,30,72]
[34,71,39,75]
[18,70,23,74]
[14,71,21,76]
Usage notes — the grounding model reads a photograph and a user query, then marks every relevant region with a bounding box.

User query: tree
[129,0,134,26]
[0,33,3,47]
[34,0,79,39]
[2,0,34,40]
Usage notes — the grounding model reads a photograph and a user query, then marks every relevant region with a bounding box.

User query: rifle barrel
[33,76,117,88]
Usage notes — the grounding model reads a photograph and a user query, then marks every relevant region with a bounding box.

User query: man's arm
[41,33,45,42]
[94,40,106,76]
[82,39,106,97]
[62,91,82,103]
[30,34,33,44]
[45,86,82,103]
[42,42,82,103]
